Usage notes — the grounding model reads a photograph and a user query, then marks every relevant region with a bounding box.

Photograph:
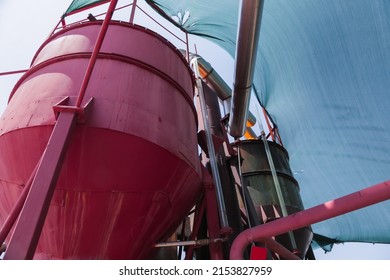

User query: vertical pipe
[261,132,288,217]
[191,58,229,229]
[0,69,28,76]
[185,198,206,260]
[202,81,243,235]
[228,0,264,137]
[0,161,40,247]
[260,131,298,250]
[237,145,253,229]
[205,182,224,260]
[230,180,390,259]
[75,0,119,107]
[185,32,190,62]
[129,0,137,24]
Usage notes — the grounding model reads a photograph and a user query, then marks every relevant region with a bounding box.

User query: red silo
[0,21,202,259]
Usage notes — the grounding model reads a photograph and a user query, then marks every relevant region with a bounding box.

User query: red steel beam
[185,195,206,260]
[230,180,390,260]
[0,160,40,247]
[3,112,77,259]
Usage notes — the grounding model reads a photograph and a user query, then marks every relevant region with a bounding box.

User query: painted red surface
[0,21,202,259]
[230,180,390,260]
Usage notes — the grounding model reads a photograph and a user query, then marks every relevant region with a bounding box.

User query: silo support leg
[3,111,77,260]
[0,161,40,248]
[184,197,206,260]
[184,166,226,260]
[203,174,225,260]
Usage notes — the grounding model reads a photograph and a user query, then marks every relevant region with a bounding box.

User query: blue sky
[1,0,389,260]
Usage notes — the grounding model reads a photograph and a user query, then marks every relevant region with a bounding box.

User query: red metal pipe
[129,0,137,24]
[0,69,28,76]
[48,18,63,37]
[185,32,190,62]
[0,160,40,246]
[75,0,119,108]
[230,180,390,260]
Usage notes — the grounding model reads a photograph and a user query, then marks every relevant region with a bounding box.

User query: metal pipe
[239,145,299,260]
[201,83,244,256]
[263,238,301,260]
[75,0,119,107]
[185,195,206,260]
[230,180,390,259]
[155,238,225,248]
[0,69,28,76]
[185,32,190,62]
[191,58,229,229]
[186,52,257,136]
[228,0,264,137]
[261,130,298,250]
[195,56,231,101]
[193,55,256,125]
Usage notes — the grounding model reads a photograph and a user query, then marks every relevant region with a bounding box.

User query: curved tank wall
[0,21,202,259]
[235,139,312,259]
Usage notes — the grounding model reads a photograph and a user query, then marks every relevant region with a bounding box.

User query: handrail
[0,69,28,76]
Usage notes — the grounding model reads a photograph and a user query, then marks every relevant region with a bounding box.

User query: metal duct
[228,0,264,137]
[186,52,257,136]
[195,55,231,101]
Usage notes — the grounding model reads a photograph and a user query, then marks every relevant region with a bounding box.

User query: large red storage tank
[0,21,202,259]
